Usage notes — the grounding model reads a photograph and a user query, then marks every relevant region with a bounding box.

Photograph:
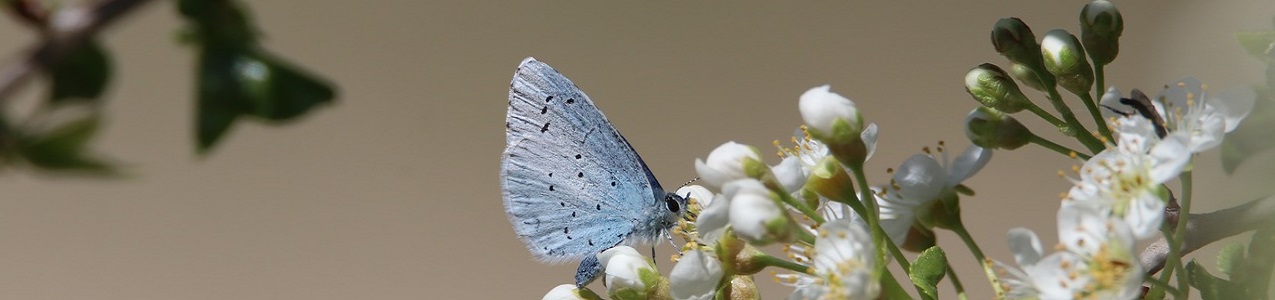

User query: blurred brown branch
[0,0,155,103]
[1141,194,1275,274]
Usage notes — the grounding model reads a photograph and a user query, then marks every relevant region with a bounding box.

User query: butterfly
[501,57,687,287]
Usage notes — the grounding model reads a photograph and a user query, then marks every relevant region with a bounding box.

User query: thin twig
[0,0,156,103]
[1140,194,1275,275]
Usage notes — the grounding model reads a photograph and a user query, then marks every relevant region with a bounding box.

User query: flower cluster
[532,1,1268,299]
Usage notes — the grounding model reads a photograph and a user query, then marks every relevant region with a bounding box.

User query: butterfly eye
[665,196,681,214]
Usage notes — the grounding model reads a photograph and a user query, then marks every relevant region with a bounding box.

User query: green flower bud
[1010,63,1048,92]
[965,63,1030,113]
[805,156,856,204]
[991,18,1043,68]
[1080,0,1123,65]
[965,107,1031,150]
[1040,29,1095,96]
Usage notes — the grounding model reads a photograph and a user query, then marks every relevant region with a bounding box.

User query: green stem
[1044,84,1106,153]
[1086,63,1116,140]
[776,189,825,224]
[796,223,817,245]
[755,253,812,274]
[944,261,967,300]
[848,162,921,297]
[953,224,1005,300]
[1171,171,1194,298]
[1022,100,1066,129]
[1028,133,1092,160]
[1077,92,1114,142]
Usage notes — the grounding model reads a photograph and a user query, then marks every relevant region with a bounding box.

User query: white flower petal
[1213,87,1257,132]
[729,189,783,243]
[1098,86,1129,120]
[1147,134,1189,183]
[598,246,653,293]
[670,250,723,300]
[861,123,879,161]
[1007,227,1043,267]
[542,284,587,300]
[772,156,808,193]
[696,142,762,189]
[893,154,947,201]
[676,185,716,208]
[799,85,860,135]
[696,193,730,242]
[948,145,992,185]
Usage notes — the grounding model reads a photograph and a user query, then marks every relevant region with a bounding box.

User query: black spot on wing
[567,98,575,104]
[540,122,550,133]
[546,96,554,103]
[577,172,584,178]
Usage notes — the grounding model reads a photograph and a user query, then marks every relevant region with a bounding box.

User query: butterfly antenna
[679,177,700,189]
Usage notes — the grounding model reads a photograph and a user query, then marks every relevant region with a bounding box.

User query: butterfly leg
[575,254,603,287]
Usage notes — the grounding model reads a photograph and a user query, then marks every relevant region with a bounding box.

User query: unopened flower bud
[991,18,1042,68]
[695,142,766,189]
[965,107,1031,150]
[1040,29,1095,96]
[726,180,796,245]
[598,246,664,300]
[1010,63,1048,92]
[965,63,1030,113]
[798,87,877,168]
[799,85,863,146]
[1080,0,1123,65]
[805,156,855,205]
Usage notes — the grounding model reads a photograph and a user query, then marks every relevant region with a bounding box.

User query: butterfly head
[659,192,688,229]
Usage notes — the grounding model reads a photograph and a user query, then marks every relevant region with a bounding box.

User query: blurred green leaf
[909,246,947,300]
[1188,260,1236,300]
[49,40,112,103]
[1218,242,1245,277]
[180,0,336,154]
[1236,31,1275,63]
[1221,86,1275,173]
[17,113,115,173]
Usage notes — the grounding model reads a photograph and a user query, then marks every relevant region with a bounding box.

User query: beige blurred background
[5,1,1275,299]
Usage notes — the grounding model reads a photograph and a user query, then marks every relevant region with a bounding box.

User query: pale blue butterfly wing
[502,57,685,286]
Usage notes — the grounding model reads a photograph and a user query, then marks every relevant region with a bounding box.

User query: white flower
[996,207,1142,300]
[542,284,589,300]
[670,249,724,300]
[1098,79,1256,154]
[1054,206,1143,299]
[1064,117,1187,239]
[994,228,1083,300]
[727,179,788,244]
[878,145,992,244]
[695,142,764,189]
[799,85,863,140]
[1155,77,1256,153]
[598,246,657,297]
[786,219,878,300]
